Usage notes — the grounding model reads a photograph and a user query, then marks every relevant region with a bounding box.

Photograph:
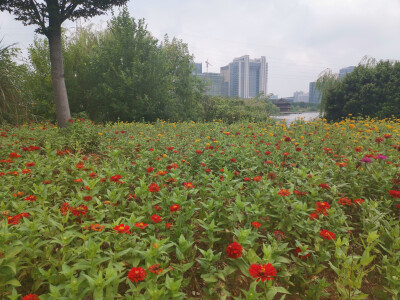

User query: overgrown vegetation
[1,117,399,299]
[318,58,400,121]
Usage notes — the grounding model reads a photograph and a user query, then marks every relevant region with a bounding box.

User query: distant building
[221,55,268,99]
[274,99,291,113]
[283,96,294,103]
[339,66,355,79]
[309,82,321,104]
[293,91,309,103]
[198,73,224,97]
[193,63,202,75]
[270,94,279,100]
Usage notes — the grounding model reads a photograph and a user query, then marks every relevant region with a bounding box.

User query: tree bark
[48,26,71,128]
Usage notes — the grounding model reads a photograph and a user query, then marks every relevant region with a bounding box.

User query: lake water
[271,112,321,124]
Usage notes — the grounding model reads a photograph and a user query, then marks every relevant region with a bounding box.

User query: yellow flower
[98,132,103,136]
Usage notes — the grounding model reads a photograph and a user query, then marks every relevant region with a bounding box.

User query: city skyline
[1,0,400,97]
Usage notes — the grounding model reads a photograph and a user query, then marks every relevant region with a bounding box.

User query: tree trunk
[48,26,71,128]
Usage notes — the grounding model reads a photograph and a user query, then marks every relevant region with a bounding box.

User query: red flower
[295,147,302,152]
[135,222,148,229]
[127,267,147,283]
[146,166,153,172]
[24,195,36,201]
[71,205,88,217]
[252,221,261,228]
[154,205,162,211]
[170,204,181,212]
[315,202,330,215]
[253,176,262,182]
[278,189,291,196]
[74,178,83,183]
[148,183,160,193]
[183,182,195,189]
[309,213,319,220]
[338,197,352,206]
[110,174,122,182]
[318,183,330,190]
[60,202,71,215]
[389,190,400,199]
[230,158,236,163]
[88,172,97,178]
[42,180,52,184]
[353,198,364,205]
[226,242,243,259]
[165,222,173,229]
[293,190,307,197]
[273,230,285,239]
[148,264,163,275]
[113,224,131,234]
[25,162,35,167]
[248,263,277,282]
[9,152,21,158]
[84,196,93,201]
[294,245,310,259]
[320,229,335,240]
[151,214,162,223]
[22,294,39,300]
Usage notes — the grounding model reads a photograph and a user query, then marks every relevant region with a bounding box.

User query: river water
[271,112,321,124]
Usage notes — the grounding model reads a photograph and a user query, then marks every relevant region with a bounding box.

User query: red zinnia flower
[71,205,88,217]
[184,182,195,189]
[170,204,181,212]
[252,221,261,228]
[294,245,310,259]
[25,162,35,167]
[278,189,291,196]
[84,196,93,201]
[318,183,330,189]
[135,222,148,229]
[146,166,153,172]
[248,263,277,282]
[165,222,173,229]
[315,202,330,215]
[226,242,243,259]
[309,213,319,220]
[338,197,352,206]
[151,214,162,223]
[353,198,364,205]
[389,190,400,199]
[24,195,36,202]
[230,158,236,163]
[148,183,160,193]
[127,267,146,283]
[320,229,335,240]
[148,264,163,275]
[113,224,131,234]
[22,294,40,300]
[9,152,21,158]
[110,175,122,182]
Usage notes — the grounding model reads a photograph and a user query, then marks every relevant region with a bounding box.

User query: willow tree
[0,0,129,127]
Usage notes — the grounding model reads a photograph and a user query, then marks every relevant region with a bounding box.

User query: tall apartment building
[309,82,321,104]
[221,55,268,99]
[339,66,355,79]
[197,73,225,97]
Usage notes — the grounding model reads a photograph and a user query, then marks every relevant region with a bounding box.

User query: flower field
[1,117,400,299]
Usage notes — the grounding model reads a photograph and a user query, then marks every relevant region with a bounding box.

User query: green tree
[0,40,29,123]
[0,0,129,127]
[319,58,400,121]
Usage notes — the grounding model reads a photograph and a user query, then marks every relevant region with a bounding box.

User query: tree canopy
[318,58,400,121]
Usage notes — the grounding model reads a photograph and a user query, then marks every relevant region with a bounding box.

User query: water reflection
[271,112,320,124]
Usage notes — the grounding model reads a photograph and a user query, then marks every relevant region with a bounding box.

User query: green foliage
[27,9,205,123]
[200,96,279,123]
[0,41,30,124]
[319,58,400,121]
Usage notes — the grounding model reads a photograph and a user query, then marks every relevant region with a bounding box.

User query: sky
[1,0,400,97]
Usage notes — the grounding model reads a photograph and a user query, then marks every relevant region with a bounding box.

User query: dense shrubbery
[1,117,400,299]
[319,59,400,121]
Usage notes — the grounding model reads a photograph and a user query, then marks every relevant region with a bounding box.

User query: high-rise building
[339,66,355,79]
[192,63,202,75]
[221,55,268,99]
[197,73,225,97]
[293,91,309,103]
[309,82,321,104]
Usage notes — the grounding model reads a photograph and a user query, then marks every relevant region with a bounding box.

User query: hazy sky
[1,0,400,97]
